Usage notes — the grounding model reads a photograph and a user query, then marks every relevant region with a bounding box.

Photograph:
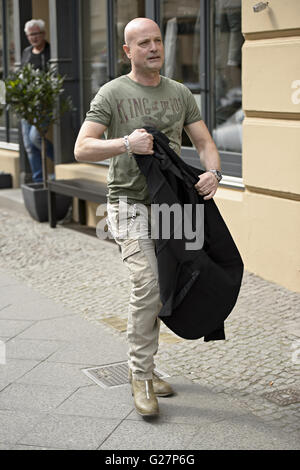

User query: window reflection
[7,0,14,70]
[81,0,108,115]
[114,0,145,77]
[7,0,16,130]
[213,0,244,153]
[160,1,202,147]
[0,0,17,136]
[161,2,201,92]
[80,0,243,158]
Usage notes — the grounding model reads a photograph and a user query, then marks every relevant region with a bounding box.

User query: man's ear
[123,43,131,60]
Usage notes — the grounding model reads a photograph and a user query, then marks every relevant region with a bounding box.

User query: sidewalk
[0,196,299,450]
[0,269,299,450]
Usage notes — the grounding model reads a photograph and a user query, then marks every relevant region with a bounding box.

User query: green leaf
[4,63,73,133]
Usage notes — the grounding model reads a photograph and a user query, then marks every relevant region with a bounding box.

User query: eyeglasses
[27,32,43,37]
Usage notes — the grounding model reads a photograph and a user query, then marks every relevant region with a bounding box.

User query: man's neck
[127,70,161,87]
[32,41,46,54]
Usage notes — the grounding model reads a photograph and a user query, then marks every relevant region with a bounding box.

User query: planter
[21,183,72,223]
[0,172,12,189]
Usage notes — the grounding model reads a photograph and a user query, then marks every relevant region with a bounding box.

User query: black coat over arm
[133,127,244,341]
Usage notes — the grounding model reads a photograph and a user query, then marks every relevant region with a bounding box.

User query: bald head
[123,17,164,78]
[124,18,161,46]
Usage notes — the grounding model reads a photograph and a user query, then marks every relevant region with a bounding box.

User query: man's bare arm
[74,121,154,162]
[74,121,125,162]
[184,120,221,171]
[184,120,221,200]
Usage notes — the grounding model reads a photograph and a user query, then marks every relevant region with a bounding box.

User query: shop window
[159,0,243,177]
[81,0,108,116]
[0,0,17,143]
[213,0,244,155]
[160,1,202,148]
[80,0,243,177]
[113,0,145,77]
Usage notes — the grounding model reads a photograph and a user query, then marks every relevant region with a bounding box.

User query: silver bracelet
[123,135,133,157]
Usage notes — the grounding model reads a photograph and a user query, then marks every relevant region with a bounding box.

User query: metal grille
[82,361,169,389]
[262,388,300,406]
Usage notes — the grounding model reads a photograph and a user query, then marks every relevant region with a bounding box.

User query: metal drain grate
[262,388,300,406]
[82,361,169,389]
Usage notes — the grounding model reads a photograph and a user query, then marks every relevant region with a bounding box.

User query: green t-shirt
[85,75,202,204]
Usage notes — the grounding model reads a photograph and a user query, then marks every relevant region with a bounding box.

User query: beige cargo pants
[107,200,161,380]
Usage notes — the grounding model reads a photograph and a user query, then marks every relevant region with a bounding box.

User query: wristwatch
[208,169,222,183]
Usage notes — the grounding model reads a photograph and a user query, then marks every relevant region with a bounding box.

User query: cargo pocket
[121,238,157,288]
[121,239,141,262]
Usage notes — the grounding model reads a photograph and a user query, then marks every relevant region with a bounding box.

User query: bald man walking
[75,18,221,417]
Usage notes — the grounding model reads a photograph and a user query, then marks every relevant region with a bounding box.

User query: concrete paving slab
[125,376,250,425]
[4,338,65,361]
[0,358,39,389]
[0,284,44,308]
[99,420,200,450]
[0,296,77,321]
[17,315,109,342]
[47,336,127,365]
[17,413,120,450]
[0,443,11,449]
[0,409,46,445]
[0,382,9,392]
[0,319,35,338]
[55,383,134,420]
[0,269,25,287]
[0,383,75,413]
[186,414,300,450]
[9,444,61,450]
[15,361,93,389]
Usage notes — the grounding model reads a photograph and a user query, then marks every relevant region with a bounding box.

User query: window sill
[88,158,245,189]
[0,142,19,151]
[219,175,244,190]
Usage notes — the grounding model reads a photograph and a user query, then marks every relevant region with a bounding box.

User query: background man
[74,18,222,417]
[21,19,54,183]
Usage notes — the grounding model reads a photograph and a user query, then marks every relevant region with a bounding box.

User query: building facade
[0,0,299,292]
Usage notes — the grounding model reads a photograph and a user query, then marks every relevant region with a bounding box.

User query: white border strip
[0,142,19,151]
[220,175,244,189]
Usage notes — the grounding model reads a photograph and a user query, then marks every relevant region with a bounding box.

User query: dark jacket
[21,41,50,71]
[133,127,244,341]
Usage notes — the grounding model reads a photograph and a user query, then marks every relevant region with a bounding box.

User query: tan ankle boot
[131,378,159,416]
[152,373,174,397]
[129,369,174,397]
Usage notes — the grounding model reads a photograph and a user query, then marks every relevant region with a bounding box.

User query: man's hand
[128,129,154,155]
[194,172,219,200]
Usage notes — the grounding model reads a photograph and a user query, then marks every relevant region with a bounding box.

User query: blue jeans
[21,119,54,183]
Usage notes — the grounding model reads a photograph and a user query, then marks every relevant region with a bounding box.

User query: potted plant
[0,63,73,222]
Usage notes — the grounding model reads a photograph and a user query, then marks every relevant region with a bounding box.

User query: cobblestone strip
[0,207,299,435]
